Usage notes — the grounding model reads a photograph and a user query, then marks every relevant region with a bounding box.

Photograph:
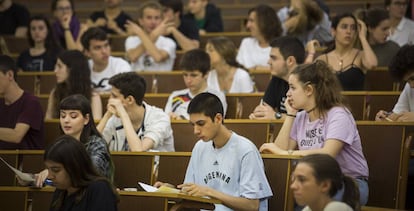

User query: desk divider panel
[111,152,155,189]
[156,152,191,187]
[262,155,297,211]
[0,151,19,186]
[171,120,272,152]
[0,188,28,211]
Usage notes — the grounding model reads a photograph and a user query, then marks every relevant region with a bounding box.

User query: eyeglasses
[391,1,408,7]
[56,6,72,12]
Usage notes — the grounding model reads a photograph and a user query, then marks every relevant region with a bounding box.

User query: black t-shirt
[50,180,117,211]
[263,76,289,113]
[167,16,199,50]
[17,49,58,71]
[0,3,30,35]
[89,11,132,35]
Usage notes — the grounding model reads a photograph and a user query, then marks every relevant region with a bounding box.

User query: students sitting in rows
[80,27,131,93]
[98,72,174,152]
[164,49,226,120]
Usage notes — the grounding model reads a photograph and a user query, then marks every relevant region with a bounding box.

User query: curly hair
[248,4,282,42]
[388,45,414,81]
[291,60,348,117]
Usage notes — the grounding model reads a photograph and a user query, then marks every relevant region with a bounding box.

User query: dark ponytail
[342,175,361,211]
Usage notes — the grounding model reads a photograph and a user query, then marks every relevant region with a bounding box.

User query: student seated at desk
[291,154,360,211]
[32,94,114,187]
[376,45,414,122]
[45,50,102,120]
[45,135,118,211]
[97,72,174,152]
[156,93,272,211]
[164,49,227,120]
[0,55,44,150]
[260,61,369,205]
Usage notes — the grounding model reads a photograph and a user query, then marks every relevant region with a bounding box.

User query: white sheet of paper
[138,182,158,192]
[0,156,35,182]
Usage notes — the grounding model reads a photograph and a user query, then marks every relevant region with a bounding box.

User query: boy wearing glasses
[125,1,176,71]
[386,0,414,46]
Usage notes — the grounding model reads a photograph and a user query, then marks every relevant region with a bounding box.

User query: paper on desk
[0,156,35,182]
[139,182,158,192]
[138,182,180,193]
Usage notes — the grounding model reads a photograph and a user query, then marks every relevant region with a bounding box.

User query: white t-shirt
[102,102,175,152]
[184,132,273,211]
[125,35,176,71]
[89,56,131,92]
[207,68,254,93]
[392,83,414,113]
[164,87,227,120]
[388,17,414,46]
[236,37,270,69]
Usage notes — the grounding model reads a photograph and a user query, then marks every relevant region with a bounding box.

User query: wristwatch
[275,112,282,119]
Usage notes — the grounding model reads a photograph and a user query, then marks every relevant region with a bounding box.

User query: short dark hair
[270,36,305,64]
[0,55,18,80]
[81,27,108,50]
[188,92,223,122]
[138,1,162,19]
[180,49,210,75]
[389,45,414,81]
[109,72,146,105]
[159,0,183,16]
[59,94,102,144]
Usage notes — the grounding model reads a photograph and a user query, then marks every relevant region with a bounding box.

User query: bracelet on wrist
[286,113,296,118]
[64,28,70,31]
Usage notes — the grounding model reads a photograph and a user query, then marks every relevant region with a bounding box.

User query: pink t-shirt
[290,106,369,178]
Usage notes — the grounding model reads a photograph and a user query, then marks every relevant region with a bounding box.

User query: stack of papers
[138,182,180,193]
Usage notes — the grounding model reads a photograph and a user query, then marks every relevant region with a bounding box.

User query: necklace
[333,50,351,71]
